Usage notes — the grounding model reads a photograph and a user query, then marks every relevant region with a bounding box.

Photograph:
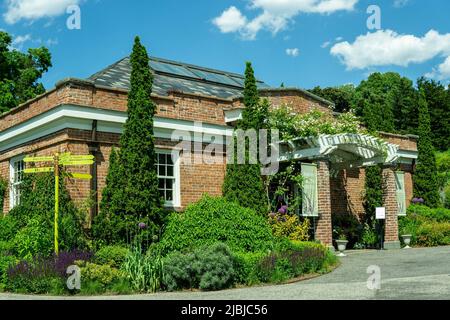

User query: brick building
[0,56,418,249]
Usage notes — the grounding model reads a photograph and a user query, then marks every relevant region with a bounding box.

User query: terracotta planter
[335,240,348,257]
[401,234,412,249]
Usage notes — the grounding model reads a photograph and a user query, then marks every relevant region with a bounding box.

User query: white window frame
[9,155,25,210]
[156,149,181,208]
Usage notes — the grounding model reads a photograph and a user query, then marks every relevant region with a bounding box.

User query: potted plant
[401,234,412,249]
[335,233,349,257]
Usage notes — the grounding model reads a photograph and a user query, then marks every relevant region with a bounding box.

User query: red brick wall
[261,90,332,115]
[315,160,333,246]
[330,168,366,220]
[382,168,399,242]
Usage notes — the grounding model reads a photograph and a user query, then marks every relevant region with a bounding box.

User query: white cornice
[0,104,233,152]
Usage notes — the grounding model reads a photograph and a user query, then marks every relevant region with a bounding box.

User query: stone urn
[401,235,412,249]
[335,240,349,257]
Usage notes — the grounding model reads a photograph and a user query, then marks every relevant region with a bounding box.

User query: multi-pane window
[11,158,25,208]
[157,152,176,205]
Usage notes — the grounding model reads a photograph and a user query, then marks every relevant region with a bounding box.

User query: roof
[88,56,270,99]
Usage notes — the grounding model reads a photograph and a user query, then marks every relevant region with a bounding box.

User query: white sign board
[376,207,386,220]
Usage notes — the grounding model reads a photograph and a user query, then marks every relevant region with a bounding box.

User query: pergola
[277,133,400,168]
[274,133,405,250]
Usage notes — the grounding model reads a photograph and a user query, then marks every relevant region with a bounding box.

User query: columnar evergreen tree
[417,77,450,151]
[222,62,267,216]
[93,37,164,244]
[413,89,441,207]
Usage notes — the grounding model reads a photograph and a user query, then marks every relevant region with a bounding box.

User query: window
[10,156,25,209]
[395,171,407,216]
[157,150,180,207]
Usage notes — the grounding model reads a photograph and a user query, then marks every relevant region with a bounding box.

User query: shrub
[5,250,92,294]
[255,241,332,283]
[0,255,17,288]
[158,195,275,255]
[0,215,18,242]
[0,241,14,256]
[163,243,235,292]
[77,261,126,291]
[95,245,130,268]
[268,213,310,241]
[232,251,267,285]
[399,205,450,247]
[13,217,53,260]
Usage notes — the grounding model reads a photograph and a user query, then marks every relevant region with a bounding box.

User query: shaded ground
[1,246,449,300]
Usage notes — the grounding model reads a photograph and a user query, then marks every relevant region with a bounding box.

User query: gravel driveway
[1,246,450,300]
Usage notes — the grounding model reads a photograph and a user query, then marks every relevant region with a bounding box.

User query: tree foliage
[417,77,450,151]
[93,37,165,245]
[413,89,441,208]
[0,31,52,113]
[222,62,268,216]
[309,84,356,113]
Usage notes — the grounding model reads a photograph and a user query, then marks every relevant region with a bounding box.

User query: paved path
[1,246,450,300]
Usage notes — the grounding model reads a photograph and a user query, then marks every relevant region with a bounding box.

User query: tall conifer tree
[94,37,164,243]
[223,62,267,215]
[414,89,441,207]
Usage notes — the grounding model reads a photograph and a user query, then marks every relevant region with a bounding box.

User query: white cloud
[321,41,331,48]
[286,48,300,57]
[213,0,358,40]
[426,56,450,80]
[213,6,247,33]
[10,34,31,49]
[330,29,450,70]
[4,0,81,24]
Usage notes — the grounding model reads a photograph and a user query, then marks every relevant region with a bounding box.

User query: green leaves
[0,31,52,112]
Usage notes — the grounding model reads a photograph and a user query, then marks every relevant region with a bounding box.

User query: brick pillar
[315,160,333,247]
[382,167,401,249]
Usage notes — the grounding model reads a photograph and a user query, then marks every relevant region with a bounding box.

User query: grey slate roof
[88,56,270,99]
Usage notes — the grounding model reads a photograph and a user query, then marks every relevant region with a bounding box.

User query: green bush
[232,251,267,285]
[13,217,53,260]
[0,255,17,288]
[94,245,130,268]
[0,215,18,242]
[0,241,14,255]
[158,195,275,255]
[76,261,126,291]
[162,243,235,291]
[233,240,336,285]
[399,205,450,247]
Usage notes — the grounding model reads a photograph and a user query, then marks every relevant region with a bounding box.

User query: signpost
[375,207,386,250]
[24,152,94,255]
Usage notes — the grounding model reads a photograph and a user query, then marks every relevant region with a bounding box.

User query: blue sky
[1,0,449,90]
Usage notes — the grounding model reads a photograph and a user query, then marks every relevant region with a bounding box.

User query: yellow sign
[24,167,54,174]
[60,154,95,161]
[24,156,54,163]
[60,160,95,166]
[68,173,93,180]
